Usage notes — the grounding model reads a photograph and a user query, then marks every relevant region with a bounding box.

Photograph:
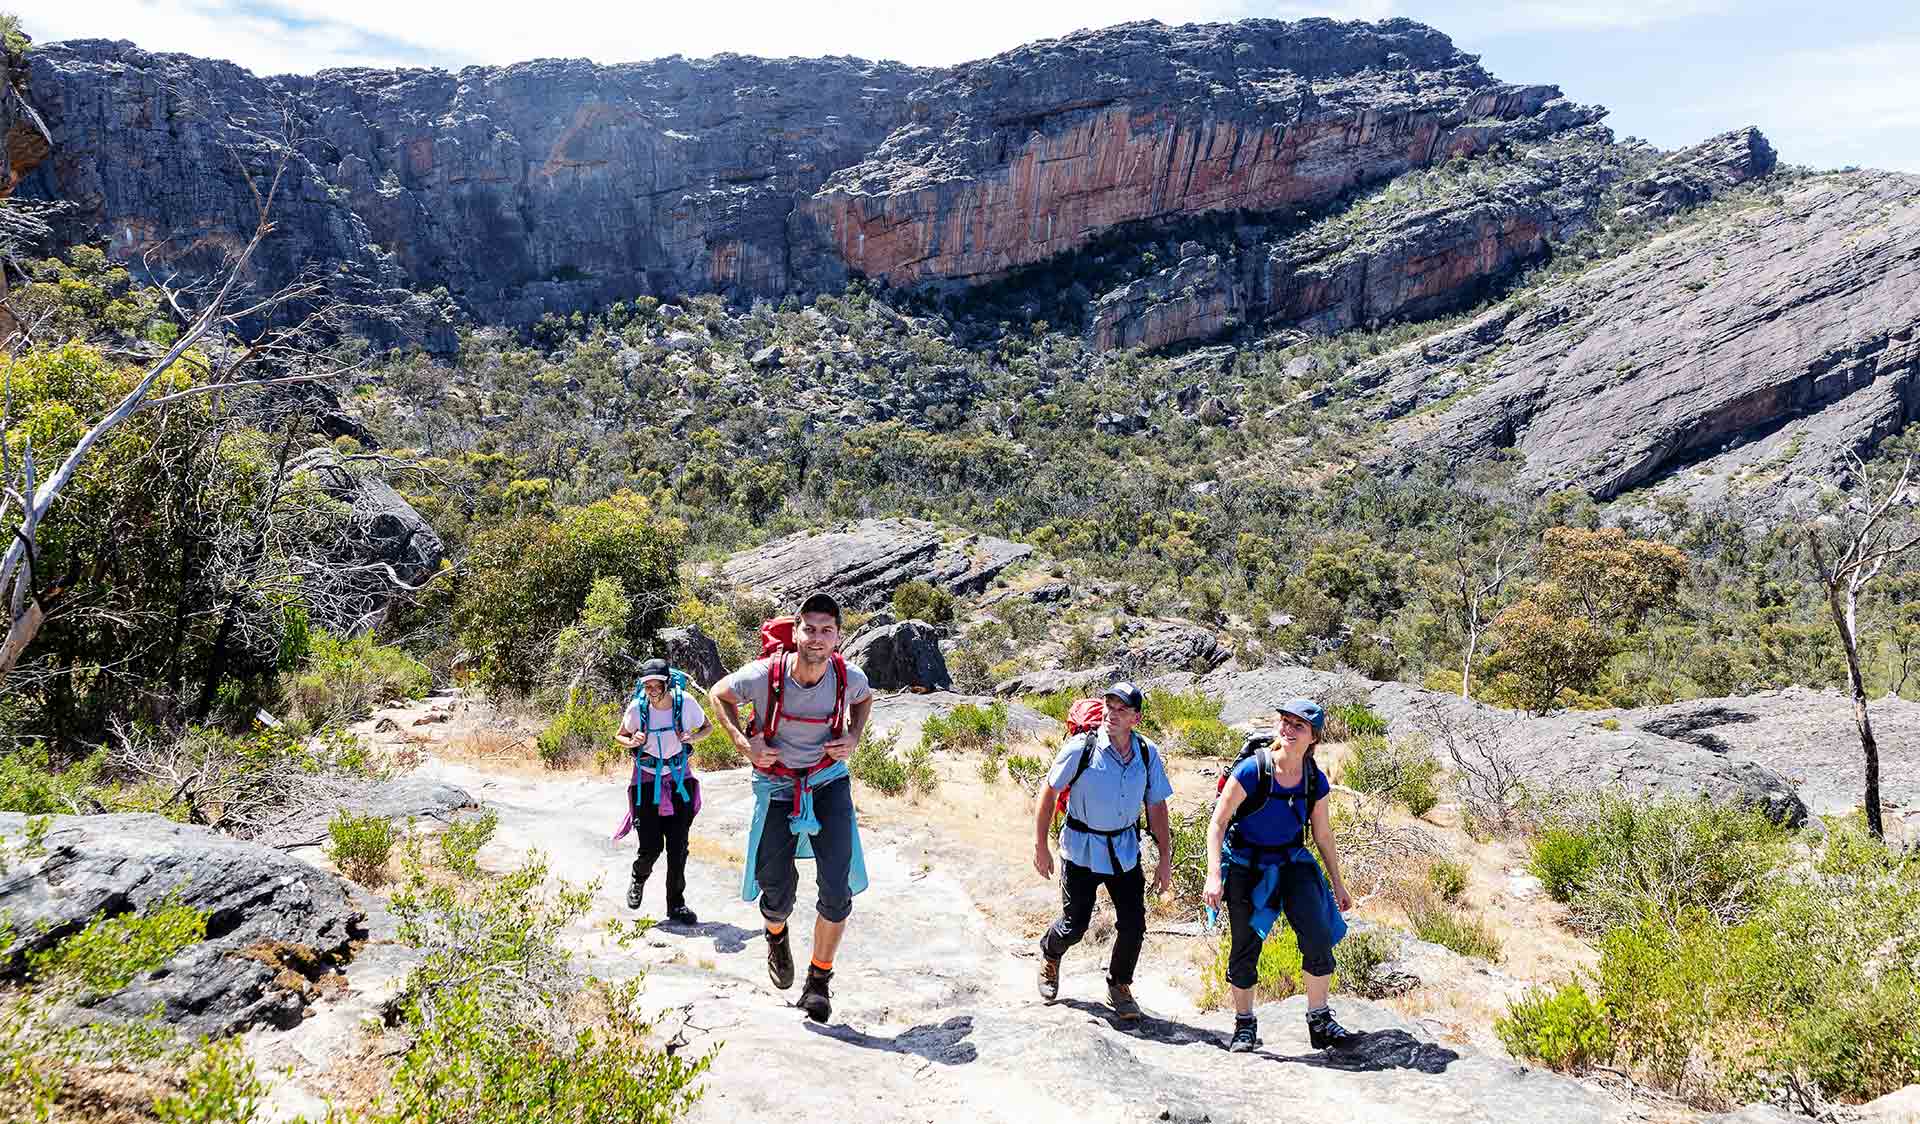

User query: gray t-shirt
[719,653,873,769]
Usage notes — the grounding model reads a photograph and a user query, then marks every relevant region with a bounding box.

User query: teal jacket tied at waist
[1223,836,1348,945]
[741,759,870,902]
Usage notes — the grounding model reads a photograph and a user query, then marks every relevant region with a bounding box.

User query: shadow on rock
[1056,998,1222,1047]
[802,1014,978,1065]
[661,920,760,954]
[1261,1029,1458,1074]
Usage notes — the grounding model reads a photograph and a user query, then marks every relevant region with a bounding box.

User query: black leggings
[629,778,698,910]
[1225,861,1337,989]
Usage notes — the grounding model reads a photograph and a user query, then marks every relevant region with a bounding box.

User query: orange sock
[810,957,834,973]
[766,922,786,936]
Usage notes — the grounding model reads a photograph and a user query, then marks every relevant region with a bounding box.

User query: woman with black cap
[1203,696,1360,1054]
[616,657,710,924]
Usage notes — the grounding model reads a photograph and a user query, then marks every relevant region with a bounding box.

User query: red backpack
[755,615,848,741]
[1054,697,1105,808]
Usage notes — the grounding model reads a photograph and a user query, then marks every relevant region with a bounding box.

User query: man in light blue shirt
[1031,680,1174,1022]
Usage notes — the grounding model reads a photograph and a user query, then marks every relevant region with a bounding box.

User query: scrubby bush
[27,897,210,995]
[281,631,432,726]
[1407,895,1502,961]
[455,493,685,692]
[1537,794,1789,934]
[152,1037,266,1124]
[1006,753,1050,793]
[1528,826,1598,903]
[437,809,499,877]
[691,727,745,771]
[922,702,1009,753]
[903,742,940,798]
[892,579,956,626]
[1325,702,1387,741]
[327,809,399,885]
[850,729,908,796]
[1200,925,1313,1009]
[1338,732,1441,817]
[1144,689,1235,758]
[1334,929,1410,999]
[537,699,620,769]
[1497,983,1613,1072]
[1427,857,1469,903]
[540,576,633,708]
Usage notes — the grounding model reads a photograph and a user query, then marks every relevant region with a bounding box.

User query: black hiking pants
[754,774,856,925]
[1225,860,1337,989]
[629,777,698,911]
[1042,859,1147,986]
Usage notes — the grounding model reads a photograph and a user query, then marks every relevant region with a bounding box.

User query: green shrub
[1022,691,1074,723]
[1427,857,1469,903]
[1144,689,1235,758]
[327,809,399,885]
[27,898,210,995]
[850,730,908,796]
[1335,929,1408,999]
[691,727,745,770]
[537,698,620,769]
[1325,702,1387,741]
[1497,983,1613,1072]
[1542,794,1789,934]
[281,631,432,726]
[1529,826,1598,903]
[540,575,634,707]
[437,809,499,877]
[152,1037,266,1124]
[922,702,1009,752]
[1408,899,1502,961]
[1006,753,1049,793]
[1148,807,1213,907]
[904,742,940,798]
[0,742,100,814]
[892,579,956,625]
[1200,925,1331,1008]
[456,493,685,692]
[1338,732,1441,817]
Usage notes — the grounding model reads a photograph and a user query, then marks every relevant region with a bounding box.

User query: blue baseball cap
[1103,681,1145,712]
[1277,697,1325,735]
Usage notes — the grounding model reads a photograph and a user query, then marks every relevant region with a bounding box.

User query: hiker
[708,591,873,1023]
[614,658,710,925]
[1033,680,1173,1022]
[1203,697,1359,1054]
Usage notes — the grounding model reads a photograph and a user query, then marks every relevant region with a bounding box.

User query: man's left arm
[1147,801,1173,894]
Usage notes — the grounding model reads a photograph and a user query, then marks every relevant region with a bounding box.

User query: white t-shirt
[619,695,709,764]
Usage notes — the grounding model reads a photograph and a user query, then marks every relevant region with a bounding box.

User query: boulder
[1108,617,1231,678]
[1856,1085,1920,1122]
[660,624,727,688]
[719,518,1031,612]
[846,620,952,691]
[300,451,445,588]
[994,665,1121,698]
[0,812,363,1036]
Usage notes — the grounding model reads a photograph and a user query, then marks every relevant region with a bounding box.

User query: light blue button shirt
[1048,728,1174,875]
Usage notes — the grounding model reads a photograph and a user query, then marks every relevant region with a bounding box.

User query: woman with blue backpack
[1203,697,1361,1055]
[615,657,710,924]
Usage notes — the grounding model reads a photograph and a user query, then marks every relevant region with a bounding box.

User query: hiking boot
[626,873,646,911]
[666,903,698,925]
[1107,982,1142,1022]
[1036,943,1061,1003]
[1228,1016,1261,1053]
[1307,1006,1364,1051]
[765,927,794,990]
[797,965,833,1023]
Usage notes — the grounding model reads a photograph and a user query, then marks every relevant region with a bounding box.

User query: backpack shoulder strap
[1301,750,1321,825]
[764,653,786,741]
[829,652,848,738]
[1063,732,1097,791]
[670,672,686,736]
[1233,745,1274,823]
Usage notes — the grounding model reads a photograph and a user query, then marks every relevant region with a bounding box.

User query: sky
[25,1,1920,173]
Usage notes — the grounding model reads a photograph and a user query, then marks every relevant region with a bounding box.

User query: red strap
[759,758,839,817]
[763,652,846,742]
[765,653,786,742]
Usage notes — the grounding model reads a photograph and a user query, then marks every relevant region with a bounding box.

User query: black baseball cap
[798,590,842,626]
[638,658,671,684]
[1103,680,1145,712]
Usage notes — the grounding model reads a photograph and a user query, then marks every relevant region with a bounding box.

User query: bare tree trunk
[1832,588,1885,838]
[1461,623,1478,700]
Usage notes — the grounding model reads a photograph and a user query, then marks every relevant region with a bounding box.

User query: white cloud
[30,1,1386,75]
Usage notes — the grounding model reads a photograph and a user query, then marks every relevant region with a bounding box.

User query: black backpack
[1219,733,1321,832]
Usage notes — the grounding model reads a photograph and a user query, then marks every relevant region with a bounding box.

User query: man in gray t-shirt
[709,590,874,1024]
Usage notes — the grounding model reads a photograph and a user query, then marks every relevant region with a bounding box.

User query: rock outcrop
[659,624,727,688]
[0,812,363,1036]
[1157,666,1809,823]
[298,450,446,588]
[846,619,953,691]
[1594,686,1920,828]
[24,18,1629,335]
[1087,127,1773,353]
[719,518,1031,612]
[1371,169,1920,510]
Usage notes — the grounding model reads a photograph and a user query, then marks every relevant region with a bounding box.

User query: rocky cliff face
[23,18,1624,336]
[1369,168,1920,509]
